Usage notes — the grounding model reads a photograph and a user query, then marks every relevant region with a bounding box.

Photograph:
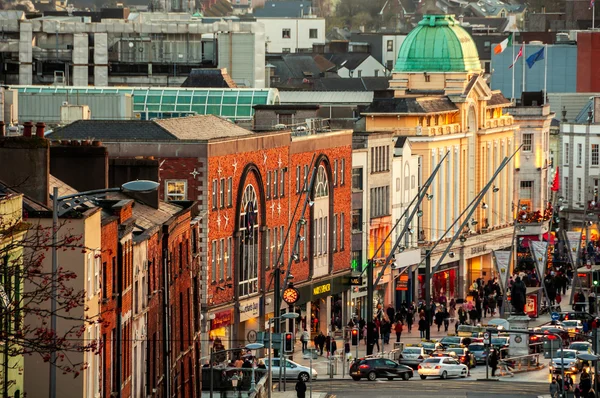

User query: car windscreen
[552,351,577,359]
[422,358,440,364]
[442,337,460,344]
[402,347,421,354]
[570,343,589,351]
[491,338,508,345]
[469,345,485,351]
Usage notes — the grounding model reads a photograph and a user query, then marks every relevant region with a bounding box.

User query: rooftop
[394,14,482,73]
[48,115,254,142]
[361,97,459,114]
[253,0,314,18]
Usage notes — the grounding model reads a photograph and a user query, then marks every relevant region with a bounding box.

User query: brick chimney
[35,122,46,137]
[23,121,33,137]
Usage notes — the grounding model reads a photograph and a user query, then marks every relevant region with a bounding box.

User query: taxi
[417,357,468,379]
[399,345,430,368]
[562,320,583,337]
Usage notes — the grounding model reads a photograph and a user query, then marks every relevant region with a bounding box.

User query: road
[307,379,547,398]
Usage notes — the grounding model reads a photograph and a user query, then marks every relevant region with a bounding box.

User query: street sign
[349,276,363,286]
[551,312,560,321]
[483,332,490,345]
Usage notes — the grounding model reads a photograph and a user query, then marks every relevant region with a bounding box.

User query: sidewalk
[271,392,328,398]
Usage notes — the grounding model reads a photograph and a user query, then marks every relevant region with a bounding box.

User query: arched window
[312,165,329,277]
[238,184,259,297]
[315,165,329,198]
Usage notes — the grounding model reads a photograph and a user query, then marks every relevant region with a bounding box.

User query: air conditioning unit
[274,123,286,130]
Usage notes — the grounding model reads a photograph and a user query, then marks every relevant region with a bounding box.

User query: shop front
[209,309,233,351]
[418,261,459,302]
[293,274,352,336]
[237,296,261,346]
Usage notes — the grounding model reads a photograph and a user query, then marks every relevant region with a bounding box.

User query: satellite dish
[121,180,160,193]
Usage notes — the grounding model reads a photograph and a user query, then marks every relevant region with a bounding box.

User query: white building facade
[257,17,325,53]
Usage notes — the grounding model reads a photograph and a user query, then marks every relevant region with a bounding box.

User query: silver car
[261,358,318,382]
[399,346,429,367]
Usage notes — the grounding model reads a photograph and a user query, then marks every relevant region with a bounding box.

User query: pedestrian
[489,348,498,377]
[434,309,444,332]
[316,331,325,356]
[442,307,450,332]
[325,335,331,358]
[418,316,427,338]
[301,328,310,353]
[330,337,337,357]
[550,378,559,398]
[381,318,391,345]
[295,378,307,398]
[406,309,414,332]
[590,291,596,314]
[394,321,403,343]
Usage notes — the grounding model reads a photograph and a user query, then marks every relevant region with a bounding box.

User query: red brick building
[49,116,353,366]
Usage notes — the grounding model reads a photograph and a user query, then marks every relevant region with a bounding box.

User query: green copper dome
[393,14,481,73]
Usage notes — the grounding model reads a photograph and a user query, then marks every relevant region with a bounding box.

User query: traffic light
[284,332,293,353]
[351,328,359,346]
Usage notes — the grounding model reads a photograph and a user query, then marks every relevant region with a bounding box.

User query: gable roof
[48,120,176,141]
[324,53,372,71]
[361,97,459,114]
[268,54,328,82]
[253,0,313,17]
[154,115,253,140]
[181,68,237,88]
[48,115,254,142]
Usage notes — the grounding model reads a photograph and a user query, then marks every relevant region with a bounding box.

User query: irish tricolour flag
[494,33,513,54]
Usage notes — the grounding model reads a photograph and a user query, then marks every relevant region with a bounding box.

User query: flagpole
[522,39,526,99]
[511,37,515,101]
[593,2,596,29]
[543,43,548,105]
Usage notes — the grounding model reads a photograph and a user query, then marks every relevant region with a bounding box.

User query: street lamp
[230,374,240,398]
[267,312,299,398]
[49,180,160,398]
[246,342,265,393]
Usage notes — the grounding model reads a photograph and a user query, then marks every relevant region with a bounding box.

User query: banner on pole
[493,250,512,291]
[530,240,549,278]
[566,231,582,267]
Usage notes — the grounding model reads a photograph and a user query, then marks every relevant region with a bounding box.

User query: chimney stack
[0,121,5,137]
[35,122,46,137]
[23,121,33,137]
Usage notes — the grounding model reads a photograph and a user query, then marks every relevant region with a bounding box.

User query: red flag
[551,166,560,192]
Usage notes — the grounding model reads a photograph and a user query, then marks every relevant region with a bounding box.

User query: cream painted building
[358,13,517,299]
[23,179,102,398]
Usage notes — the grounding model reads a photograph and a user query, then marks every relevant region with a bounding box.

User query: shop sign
[313,282,331,296]
[471,245,487,255]
[396,274,409,291]
[212,309,233,329]
[239,297,261,322]
[349,276,363,286]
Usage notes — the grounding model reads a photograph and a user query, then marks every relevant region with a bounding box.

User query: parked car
[349,358,414,381]
[548,349,584,374]
[417,357,468,379]
[261,358,317,382]
[468,343,488,364]
[399,346,430,368]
